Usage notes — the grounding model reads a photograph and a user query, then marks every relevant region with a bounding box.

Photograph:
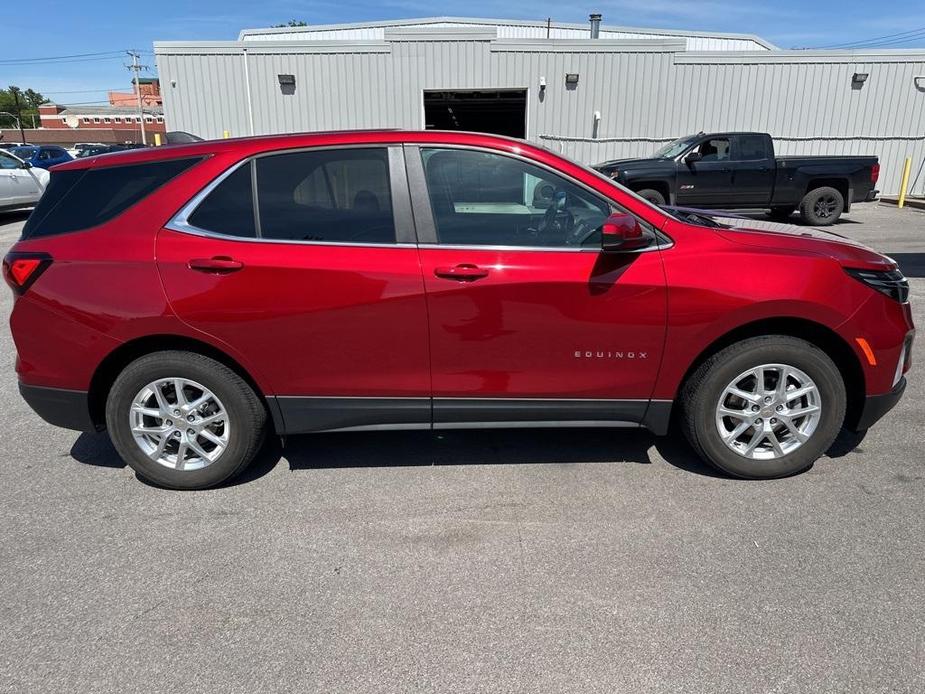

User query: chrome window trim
[418,241,670,254]
[166,144,413,249]
[166,141,673,252]
[408,142,673,252]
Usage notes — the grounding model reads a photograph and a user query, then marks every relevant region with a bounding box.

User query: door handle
[188,256,244,273]
[434,264,490,281]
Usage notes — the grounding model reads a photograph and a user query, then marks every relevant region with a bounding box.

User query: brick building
[109,77,163,108]
[38,103,165,132]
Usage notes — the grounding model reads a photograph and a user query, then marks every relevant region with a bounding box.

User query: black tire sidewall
[689,339,846,479]
[800,187,844,226]
[105,352,264,490]
[636,188,666,205]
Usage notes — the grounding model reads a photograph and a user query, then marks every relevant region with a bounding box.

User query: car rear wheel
[799,187,844,226]
[105,351,266,489]
[636,188,666,205]
[681,336,846,479]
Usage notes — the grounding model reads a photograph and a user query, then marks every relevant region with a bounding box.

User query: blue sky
[2,0,923,105]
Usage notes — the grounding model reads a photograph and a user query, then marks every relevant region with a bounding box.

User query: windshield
[651,137,697,159]
[12,147,37,160]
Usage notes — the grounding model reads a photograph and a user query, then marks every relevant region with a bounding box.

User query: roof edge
[237,16,776,48]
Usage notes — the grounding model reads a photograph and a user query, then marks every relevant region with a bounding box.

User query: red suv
[4,131,914,488]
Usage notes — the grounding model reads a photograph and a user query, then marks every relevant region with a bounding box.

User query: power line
[841,33,925,49]
[42,87,125,95]
[0,50,128,65]
[809,26,925,50]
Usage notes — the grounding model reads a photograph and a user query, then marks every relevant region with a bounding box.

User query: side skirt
[269,396,673,435]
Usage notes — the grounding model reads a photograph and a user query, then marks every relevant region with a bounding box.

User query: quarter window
[420,148,612,247]
[187,163,256,238]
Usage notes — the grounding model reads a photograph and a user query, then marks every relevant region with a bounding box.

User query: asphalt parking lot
[0,202,922,693]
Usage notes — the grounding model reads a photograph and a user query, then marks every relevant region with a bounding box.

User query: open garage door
[423,89,527,138]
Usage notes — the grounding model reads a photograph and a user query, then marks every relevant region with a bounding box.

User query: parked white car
[0,149,49,211]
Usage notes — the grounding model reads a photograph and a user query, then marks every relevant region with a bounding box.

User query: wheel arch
[804,177,849,201]
[88,334,278,433]
[629,180,671,202]
[675,317,866,429]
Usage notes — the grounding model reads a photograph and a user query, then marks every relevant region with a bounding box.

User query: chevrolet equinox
[4,131,914,488]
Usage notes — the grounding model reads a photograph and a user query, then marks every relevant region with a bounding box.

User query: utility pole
[126,51,149,145]
[7,86,27,143]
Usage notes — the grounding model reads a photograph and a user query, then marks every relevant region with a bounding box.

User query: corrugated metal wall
[156,36,925,195]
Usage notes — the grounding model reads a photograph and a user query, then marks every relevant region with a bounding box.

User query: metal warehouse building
[154,16,925,195]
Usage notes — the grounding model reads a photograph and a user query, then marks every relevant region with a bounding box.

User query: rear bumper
[19,383,97,432]
[866,189,879,202]
[851,377,906,432]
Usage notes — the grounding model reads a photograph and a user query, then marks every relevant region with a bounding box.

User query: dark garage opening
[423,89,527,138]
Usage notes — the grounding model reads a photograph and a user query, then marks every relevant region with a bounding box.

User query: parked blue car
[10,145,72,169]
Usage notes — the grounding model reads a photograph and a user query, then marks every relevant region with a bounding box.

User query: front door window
[421,148,612,248]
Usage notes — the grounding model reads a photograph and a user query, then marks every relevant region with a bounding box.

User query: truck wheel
[799,187,844,226]
[680,336,845,479]
[105,351,267,490]
[636,188,666,206]
[767,205,795,221]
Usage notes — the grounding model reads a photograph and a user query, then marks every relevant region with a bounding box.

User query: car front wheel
[105,351,266,489]
[635,188,667,206]
[681,336,846,479]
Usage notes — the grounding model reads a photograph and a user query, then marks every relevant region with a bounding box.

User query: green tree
[272,20,308,27]
[0,85,46,131]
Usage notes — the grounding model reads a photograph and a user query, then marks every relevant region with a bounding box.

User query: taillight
[871,163,880,184]
[2,252,52,294]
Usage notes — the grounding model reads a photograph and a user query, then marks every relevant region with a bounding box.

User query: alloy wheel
[714,363,822,460]
[814,194,838,218]
[129,377,230,471]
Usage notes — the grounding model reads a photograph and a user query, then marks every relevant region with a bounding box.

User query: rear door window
[255,148,395,244]
[734,135,771,161]
[23,157,201,238]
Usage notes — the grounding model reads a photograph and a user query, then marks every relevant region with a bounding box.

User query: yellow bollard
[154,132,162,146]
[898,157,912,208]
[223,130,230,139]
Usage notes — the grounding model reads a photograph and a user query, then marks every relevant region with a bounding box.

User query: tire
[680,336,846,479]
[105,351,266,489]
[767,205,795,221]
[799,186,844,226]
[636,188,666,206]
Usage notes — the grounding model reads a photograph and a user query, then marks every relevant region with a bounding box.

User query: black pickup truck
[593,132,879,225]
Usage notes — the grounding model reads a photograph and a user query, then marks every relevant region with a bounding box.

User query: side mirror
[684,151,702,165]
[21,161,32,170]
[602,213,650,253]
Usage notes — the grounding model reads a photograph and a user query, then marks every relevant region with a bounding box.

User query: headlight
[845,268,909,303]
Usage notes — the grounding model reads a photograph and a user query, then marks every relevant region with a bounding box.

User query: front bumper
[851,376,906,432]
[19,383,97,432]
